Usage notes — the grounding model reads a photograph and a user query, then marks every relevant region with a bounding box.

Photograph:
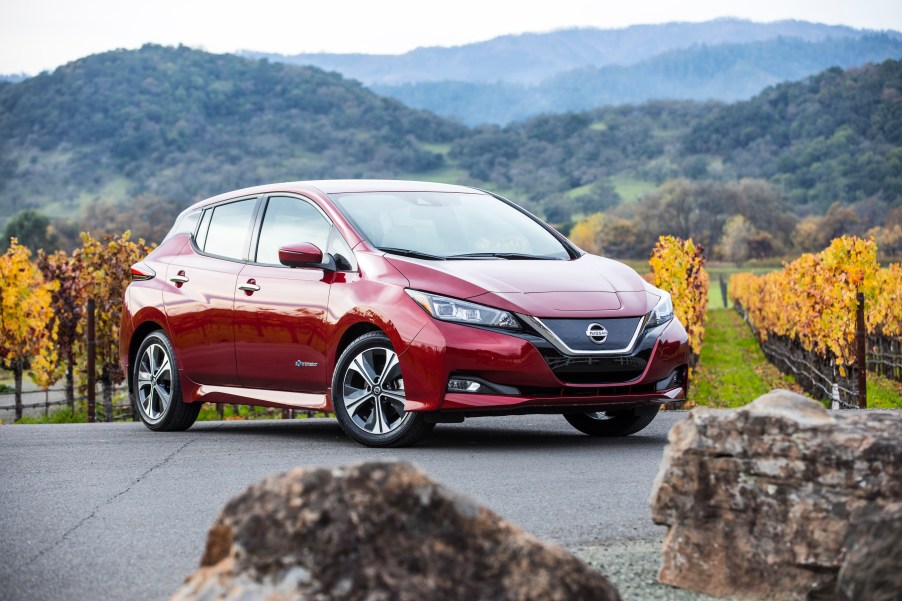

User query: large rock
[650,389,902,601]
[836,503,902,601]
[172,461,620,601]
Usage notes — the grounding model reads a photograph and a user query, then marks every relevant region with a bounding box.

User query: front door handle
[238,280,261,293]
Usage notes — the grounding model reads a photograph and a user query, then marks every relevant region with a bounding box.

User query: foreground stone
[650,389,902,601]
[172,461,620,601]
[836,503,902,601]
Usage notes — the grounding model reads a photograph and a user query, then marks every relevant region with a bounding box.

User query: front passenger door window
[255,196,331,265]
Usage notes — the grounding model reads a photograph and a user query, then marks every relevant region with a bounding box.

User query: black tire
[133,330,200,431]
[332,331,434,447]
[564,405,659,437]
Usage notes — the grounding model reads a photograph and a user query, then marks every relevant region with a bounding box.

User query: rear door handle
[238,281,261,292]
[170,271,189,285]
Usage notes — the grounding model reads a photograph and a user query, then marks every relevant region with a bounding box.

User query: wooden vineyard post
[720,273,728,308]
[856,292,867,409]
[87,298,96,423]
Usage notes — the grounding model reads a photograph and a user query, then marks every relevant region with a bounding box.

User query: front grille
[539,316,643,352]
[540,347,651,384]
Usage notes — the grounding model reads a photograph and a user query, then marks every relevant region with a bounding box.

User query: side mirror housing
[278,243,335,270]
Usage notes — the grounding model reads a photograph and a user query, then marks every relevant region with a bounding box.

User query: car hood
[384,253,658,318]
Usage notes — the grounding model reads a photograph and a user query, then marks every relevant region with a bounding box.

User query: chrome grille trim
[518,313,648,356]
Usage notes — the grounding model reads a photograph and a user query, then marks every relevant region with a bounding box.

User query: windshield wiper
[377,247,446,260]
[447,252,560,260]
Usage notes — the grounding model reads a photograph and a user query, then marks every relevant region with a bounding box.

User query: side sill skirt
[195,384,327,410]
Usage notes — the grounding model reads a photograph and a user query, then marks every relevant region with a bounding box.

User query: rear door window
[202,198,258,261]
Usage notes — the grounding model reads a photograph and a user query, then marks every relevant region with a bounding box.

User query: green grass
[691,308,800,407]
[196,403,281,421]
[420,142,452,155]
[565,183,595,198]
[588,121,608,131]
[195,403,331,421]
[13,406,87,424]
[400,164,469,185]
[38,176,132,219]
[609,175,657,203]
[704,264,782,308]
[867,375,902,408]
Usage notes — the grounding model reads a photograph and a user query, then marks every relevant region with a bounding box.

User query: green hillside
[0,45,464,220]
[449,59,902,213]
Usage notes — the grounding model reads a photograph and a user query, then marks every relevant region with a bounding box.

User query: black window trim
[190,195,263,264]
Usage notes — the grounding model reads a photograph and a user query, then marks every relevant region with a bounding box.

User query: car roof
[186,179,483,211]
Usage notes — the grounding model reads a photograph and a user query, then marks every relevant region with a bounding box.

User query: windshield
[330,191,571,260]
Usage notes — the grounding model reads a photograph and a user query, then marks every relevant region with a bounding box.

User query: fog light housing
[656,367,685,391]
[448,378,483,393]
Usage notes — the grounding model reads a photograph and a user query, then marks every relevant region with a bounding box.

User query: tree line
[568,179,902,262]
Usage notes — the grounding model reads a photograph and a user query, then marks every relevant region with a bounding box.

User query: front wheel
[564,405,659,437]
[332,331,434,447]
[133,330,200,431]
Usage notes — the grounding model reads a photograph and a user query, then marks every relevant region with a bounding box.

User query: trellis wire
[735,304,862,409]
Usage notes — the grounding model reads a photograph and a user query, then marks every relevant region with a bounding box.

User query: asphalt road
[0,412,684,601]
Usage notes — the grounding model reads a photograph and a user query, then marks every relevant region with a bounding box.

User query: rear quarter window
[201,199,258,261]
[161,210,201,243]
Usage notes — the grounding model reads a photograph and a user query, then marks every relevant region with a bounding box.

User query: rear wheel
[133,330,200,431]
[564,405,659,437]
[332,331,433,447]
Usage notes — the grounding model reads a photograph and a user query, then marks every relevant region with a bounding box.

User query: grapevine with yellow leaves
[730,236,900,368]
[649,236,709,366]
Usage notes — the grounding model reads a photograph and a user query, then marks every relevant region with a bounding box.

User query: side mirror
[278,243,334,270]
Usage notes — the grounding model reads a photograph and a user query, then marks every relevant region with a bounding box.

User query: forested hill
[0,46,900,253]
[0,44,463,219]
[450,58,902,213]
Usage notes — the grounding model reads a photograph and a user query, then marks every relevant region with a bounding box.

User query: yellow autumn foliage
[729,236,893,366]
[648,236,708,363]
[0,239,58,383]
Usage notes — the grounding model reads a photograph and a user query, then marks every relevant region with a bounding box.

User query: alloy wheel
[342,346,410,435]
[137,343,173,422]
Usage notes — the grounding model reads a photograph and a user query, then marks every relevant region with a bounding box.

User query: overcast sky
[2,0,901,74]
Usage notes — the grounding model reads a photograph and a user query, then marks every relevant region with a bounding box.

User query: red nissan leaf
[120,181,688,446]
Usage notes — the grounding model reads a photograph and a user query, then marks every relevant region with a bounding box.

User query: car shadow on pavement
[189,417,672,451]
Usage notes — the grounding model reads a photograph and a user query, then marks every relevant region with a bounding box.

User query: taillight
[130,263,156,281]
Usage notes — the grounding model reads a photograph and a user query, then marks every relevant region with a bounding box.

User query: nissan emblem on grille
[585,323,608,344]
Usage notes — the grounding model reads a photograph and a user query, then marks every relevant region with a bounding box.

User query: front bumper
[398,315,689,414]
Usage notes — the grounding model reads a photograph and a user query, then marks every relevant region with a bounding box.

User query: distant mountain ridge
[243,18,872,85]
[375,34,902,124]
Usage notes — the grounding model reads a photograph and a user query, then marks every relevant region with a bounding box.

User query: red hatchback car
[120,180,688,446]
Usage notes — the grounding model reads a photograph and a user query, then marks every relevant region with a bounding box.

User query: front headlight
[405,290,520,330]
[646,289,674,328]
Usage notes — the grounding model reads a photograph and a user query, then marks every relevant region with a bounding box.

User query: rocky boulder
[836,503,902,601]
[172,461,620,601]
[650,389,902,600]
